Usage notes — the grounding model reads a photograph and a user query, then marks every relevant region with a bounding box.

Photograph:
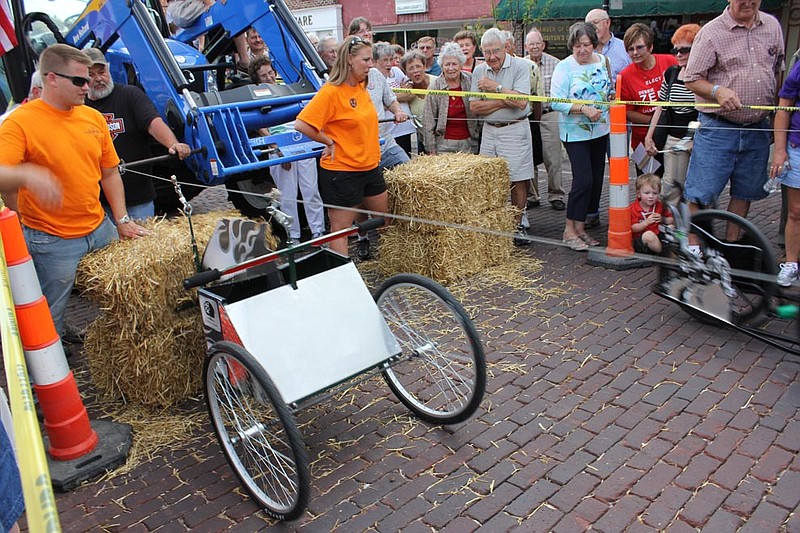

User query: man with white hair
[526,28,566,211]
[0,71,42,124]
[470,27,534,246]
[84,47,191,220]
[316,35,337,70]
[584,8,629,228]
[585,8,630,83]
[0,72,45,211]
[503,29,546,211]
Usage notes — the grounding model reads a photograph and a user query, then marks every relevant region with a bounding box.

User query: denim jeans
[23,217,118,336]
[380,143,410,170]
[103,201,154,223]
[0,421,22,532]
[684,113,771,205]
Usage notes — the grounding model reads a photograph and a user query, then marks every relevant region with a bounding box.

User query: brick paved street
[7,162,800,532]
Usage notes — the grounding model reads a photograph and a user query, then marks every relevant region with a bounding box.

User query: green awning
[494,0,785,20]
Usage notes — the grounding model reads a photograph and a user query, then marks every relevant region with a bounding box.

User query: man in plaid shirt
[683,0,784,239]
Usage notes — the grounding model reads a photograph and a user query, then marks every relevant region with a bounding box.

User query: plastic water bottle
[764,162,791,193]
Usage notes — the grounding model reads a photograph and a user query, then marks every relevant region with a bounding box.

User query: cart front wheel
[204,341,309,521]
[375,274,486,424]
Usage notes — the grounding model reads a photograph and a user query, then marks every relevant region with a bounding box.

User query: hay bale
[379,206,516,284]
[83,311,203,407]
[76,212,276,407]
[385,154,509,228]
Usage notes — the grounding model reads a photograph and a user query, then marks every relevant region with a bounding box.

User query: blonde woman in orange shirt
[296,37,406,256]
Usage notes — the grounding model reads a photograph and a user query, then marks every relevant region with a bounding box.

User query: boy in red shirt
[631,173,673,254]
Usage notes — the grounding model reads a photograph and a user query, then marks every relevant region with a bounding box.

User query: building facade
[287,0,345,41]
[339,0,494,49]
[287,0,795,61]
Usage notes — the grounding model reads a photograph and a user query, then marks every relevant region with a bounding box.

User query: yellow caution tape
[0,231,61,533]
[392,87,800,112]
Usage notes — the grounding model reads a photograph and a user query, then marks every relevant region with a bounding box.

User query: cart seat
[202,218,282,288]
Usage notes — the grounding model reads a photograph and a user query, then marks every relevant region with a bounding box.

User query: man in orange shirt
[0,44,148,337]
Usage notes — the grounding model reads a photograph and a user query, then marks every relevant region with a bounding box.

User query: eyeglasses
[348,36,366,53]
[671,46,691,55]
[627,44,647,53]
[51,71,91,87]
[483,48,503,57]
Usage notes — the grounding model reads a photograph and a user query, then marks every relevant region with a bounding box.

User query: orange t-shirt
[0,99,120,238]
[297,81,380,171]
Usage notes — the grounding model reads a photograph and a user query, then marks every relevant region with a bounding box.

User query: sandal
[578,234,600,247]
[563,235,589,251]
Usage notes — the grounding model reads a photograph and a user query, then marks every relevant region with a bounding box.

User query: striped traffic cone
[606,103,635,256]
[587,102,649,269]
[0,207,130,489]
[0,207,98,460]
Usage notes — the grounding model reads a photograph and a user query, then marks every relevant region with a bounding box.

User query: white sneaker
[777,262,798,287]
[687,245,703,259]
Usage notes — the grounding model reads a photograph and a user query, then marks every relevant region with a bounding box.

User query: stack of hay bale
[380,153,517,284]
[76,211,275,408]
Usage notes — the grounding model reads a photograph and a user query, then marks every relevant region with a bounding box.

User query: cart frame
[184,218,487,520]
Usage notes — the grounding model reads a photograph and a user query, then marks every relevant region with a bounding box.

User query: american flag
[0,0,16,56]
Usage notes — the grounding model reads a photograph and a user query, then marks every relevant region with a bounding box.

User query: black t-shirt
[86,84,161,206]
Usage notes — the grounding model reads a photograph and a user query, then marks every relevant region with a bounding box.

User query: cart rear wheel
[658,210,777,325]
[375,274,486,424]
[205,341,309,521]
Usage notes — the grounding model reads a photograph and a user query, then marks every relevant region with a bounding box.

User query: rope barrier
[391,86,800,112]
[0,228,62,533]
[122,166,790,288]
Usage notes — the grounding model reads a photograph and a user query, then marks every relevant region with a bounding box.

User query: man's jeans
[380,143,410,170]
[23,217,118,336]
[104,201,154,222]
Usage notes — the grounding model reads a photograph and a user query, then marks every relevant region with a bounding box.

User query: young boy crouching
[630,173,674,254]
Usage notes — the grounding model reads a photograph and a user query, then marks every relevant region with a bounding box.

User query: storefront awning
[494,0,785,20]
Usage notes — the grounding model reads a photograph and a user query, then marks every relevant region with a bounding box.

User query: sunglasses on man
[51,71,91,87]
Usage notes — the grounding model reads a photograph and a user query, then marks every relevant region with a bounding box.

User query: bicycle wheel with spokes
[690,209,778,324]
[204,341,309,521]
[375,274,486,425]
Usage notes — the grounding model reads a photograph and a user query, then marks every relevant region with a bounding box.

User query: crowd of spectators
[0,3,796,524]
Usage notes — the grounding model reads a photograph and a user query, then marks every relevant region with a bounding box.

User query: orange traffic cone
[0,207,131,489]
[605,103,635,257]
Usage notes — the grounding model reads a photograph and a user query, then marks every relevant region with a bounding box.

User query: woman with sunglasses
[617,23,677,171]
[643,24,701,205]
[295,36,398,256]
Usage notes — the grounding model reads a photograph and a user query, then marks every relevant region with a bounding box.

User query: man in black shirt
[84,47,191,220]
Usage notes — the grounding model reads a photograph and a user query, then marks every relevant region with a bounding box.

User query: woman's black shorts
[318,166,386,207]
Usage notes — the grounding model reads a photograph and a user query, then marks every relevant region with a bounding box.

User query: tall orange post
[606,103,634,256]
[587,78,649,270]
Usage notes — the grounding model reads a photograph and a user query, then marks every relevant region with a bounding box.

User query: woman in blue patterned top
[551,22,612,251]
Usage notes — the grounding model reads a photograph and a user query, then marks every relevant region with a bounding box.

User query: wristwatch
[495,84,503,93]
[117,214,131,225]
